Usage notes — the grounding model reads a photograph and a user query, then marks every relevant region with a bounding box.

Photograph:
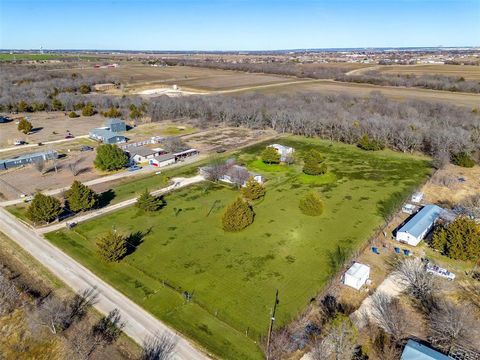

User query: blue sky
[1,0,478,50]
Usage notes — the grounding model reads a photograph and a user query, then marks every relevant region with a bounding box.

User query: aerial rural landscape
[0,1,479,360]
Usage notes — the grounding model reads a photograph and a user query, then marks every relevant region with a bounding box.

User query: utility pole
[266,289,279,360]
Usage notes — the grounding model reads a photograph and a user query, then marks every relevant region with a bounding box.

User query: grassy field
[0,53,95,61]
[44,136,431,359]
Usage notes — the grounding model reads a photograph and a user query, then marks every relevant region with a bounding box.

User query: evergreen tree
[26,193,62,224]
[431,216,480,261]
[65,180,97,213]
[299,192,324,216]
[451,152,476,168]
[241,177,266,201]
[96,230,127,262]
[261,147,281,164]
[94,144,129,171]
[357,134,385,151]
[51,98,64,111]
[79,84,91,94]
[136,189,165,212]
[17,117,33,134]
[102,107,122,118]
[303,149,327,175]
[68,111,79,118]
[222,197,254,232]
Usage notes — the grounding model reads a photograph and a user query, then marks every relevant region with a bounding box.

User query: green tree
[129,104,143,120]
[222,197,254,232]
[94,144,129,171]
[357,134,385,151]
[17,117,33,134]
[261,147,281,164]
[17,100,30,112]
[303,149,327,175]
[26,193,62,224]
[65,180,97,213]
[136,189,165,212]
[451,152,475,168]
[299,192,324,216]
[68,111,79,118]
[431,216,480,261]
[79,84,91,94]
[51,98,64,111]
[81,103,96,116]
[241,177,265,201]
[102,107,122,118]
[96,230,127,262]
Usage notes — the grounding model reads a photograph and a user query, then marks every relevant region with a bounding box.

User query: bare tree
[202,157,229,182]
[162,137,187,153]
[429,300,479,352]
[33,295,71,334]
[141,332,177,360]
[368,292,408,343]
[311,314,357,360]
[394,258,438,312]
[0,272,20,315]
[67,287,99,324]
[33,159,45,174]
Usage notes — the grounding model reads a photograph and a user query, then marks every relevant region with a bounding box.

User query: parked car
[80,145,93,152]
[65,133,74,139]
[127,165,142,172]
[14,140,25,146]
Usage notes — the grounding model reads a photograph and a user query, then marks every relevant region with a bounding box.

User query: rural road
[36,175,205,233]
[0,203,209,360]
[0,135,90,154]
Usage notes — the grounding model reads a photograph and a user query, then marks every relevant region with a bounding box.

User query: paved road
[0,206,209,360]
[36,175,205,234]
[0,135,90,153]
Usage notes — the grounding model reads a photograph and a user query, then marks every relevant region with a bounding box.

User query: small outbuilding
[0,150,58,170]
[400,339,450,360]
[128,147,165,163]
[149,153,176,167]
[396,204,442,246]
[343,262,370,290]
[268,144,295,162]
[411,192,424,204]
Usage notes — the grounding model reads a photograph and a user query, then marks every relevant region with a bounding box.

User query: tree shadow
[96,189,115,208]
[125,227,152,256]
[30,126,43,134]
[75,166,91,176]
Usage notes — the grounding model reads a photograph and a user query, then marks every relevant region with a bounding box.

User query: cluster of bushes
[356,134,385,151]
[302,149,327,175]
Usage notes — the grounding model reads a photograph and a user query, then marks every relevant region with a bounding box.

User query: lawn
[45,136,431,359]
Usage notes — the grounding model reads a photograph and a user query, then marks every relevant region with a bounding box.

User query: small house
[411,192,424,204]
[396,205,442,246]
[127,147,166,163]
[400,339,450,360]
[269,144,295,162]
[199,160,263,187]
[402,204,416,215]
[89,129,126,144]
[149,153,176,167]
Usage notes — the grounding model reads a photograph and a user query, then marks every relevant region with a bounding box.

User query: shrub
[79,84,91,94]
[431,216,480,261]
[17,117,33,134]
[94,144,129,171]
[68,111,79,118]
[261,147,281,164]
[136,189,165,212]
[51,98,64,111]
[96,230,127,262]
[303,149,327,175]
[222,197,254,232]
[26,193,62,224]
[451,152,475,168]
[241,177,266,201]
[299,192,324,216]
[81,103,96,116]
[65,180,97,213]
[357,134,385,151]
[102,107,122,118]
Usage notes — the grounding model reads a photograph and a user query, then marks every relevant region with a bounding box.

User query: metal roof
[105,118,124,125]
[346,262,370,279]
[397,205,442,238]
[128,147,159,157]
[0,150,57,163]
[90,128,124,140]
[401,340,450,360]
[154,153,176,162]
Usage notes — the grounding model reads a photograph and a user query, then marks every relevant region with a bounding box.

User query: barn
[396,205,442,246]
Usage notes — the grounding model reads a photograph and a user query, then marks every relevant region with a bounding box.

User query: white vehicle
[426,263,455,281]
[14,139,25,146]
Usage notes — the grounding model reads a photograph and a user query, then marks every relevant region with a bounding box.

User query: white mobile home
[396,205,442,246]
[268,144,295,162]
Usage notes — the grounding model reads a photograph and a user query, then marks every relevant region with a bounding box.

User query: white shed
[343,263,370,290]
[411,192,424,204]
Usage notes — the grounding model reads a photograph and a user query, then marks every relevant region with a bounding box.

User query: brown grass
[377,64,480,80]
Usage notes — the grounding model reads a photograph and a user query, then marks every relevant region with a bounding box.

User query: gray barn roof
[401,340,450,360]
[90,128,123,140]
[128,147,159,157]
[397,205,442,239]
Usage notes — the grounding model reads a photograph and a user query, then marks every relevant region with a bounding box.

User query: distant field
[0,53,95,61]
[248,79,480,108]
[45,136,431,359]
[377,64,480,80]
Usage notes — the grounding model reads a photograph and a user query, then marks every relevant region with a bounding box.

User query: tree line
[149,91,479,166]
[336,70,480,93]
